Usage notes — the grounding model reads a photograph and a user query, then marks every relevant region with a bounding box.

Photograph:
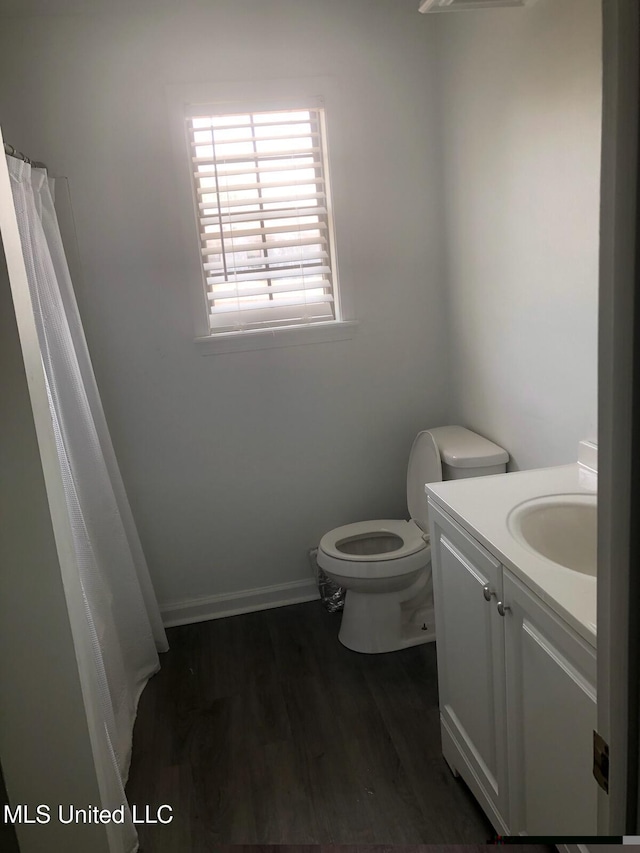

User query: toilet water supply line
[309,547,345,613]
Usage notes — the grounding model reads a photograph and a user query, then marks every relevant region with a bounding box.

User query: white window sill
[194,320,358,355]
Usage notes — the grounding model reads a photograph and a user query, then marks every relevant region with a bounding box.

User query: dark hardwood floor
[126,601,503,850]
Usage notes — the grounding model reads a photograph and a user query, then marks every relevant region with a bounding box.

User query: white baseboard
[160,577,320,628]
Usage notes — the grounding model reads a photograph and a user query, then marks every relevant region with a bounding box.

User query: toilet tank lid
[428,426,509,468]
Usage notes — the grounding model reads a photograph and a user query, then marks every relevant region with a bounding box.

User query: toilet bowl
[317,426,508,654]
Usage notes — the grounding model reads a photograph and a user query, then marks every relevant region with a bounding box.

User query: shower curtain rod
[3,141,47,170]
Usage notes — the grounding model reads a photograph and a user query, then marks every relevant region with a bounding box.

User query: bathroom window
[186,104,343,341]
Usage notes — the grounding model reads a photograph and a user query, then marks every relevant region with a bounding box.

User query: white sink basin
[507,494,597,576]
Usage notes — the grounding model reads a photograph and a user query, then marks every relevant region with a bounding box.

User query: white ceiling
[0,0,415,17]
[0,0,169,13]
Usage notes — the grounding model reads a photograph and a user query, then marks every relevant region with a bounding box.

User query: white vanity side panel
[504,570,597,836]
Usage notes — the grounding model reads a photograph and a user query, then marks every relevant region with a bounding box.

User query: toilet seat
[318,519,430,581]
[320,519,427,562]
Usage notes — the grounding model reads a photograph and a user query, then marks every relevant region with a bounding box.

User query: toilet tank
[428,426,508,480]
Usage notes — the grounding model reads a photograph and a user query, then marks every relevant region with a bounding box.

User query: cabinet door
[503,570,597,835]
[429,502,510,833]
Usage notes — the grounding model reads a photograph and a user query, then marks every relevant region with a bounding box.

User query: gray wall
[434,0,602,470]
[0,0,451,608]
[0,0,603,614]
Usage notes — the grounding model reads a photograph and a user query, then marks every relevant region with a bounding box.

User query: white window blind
[187,106,339,334]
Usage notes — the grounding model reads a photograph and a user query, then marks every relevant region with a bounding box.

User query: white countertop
[426,464,597,647]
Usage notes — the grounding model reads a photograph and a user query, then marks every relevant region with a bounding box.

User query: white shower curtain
[7,155,168,853]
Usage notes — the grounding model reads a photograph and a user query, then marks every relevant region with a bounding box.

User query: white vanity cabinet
[428,498,598,836]
[504,570,597,835]
[429,501,510,833]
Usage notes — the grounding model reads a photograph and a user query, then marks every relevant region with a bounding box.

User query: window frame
[168,80,356,355]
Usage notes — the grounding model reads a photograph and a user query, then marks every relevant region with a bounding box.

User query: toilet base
[337,577,436,654]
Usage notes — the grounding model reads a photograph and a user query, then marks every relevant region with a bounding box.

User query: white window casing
[185,100,346,341]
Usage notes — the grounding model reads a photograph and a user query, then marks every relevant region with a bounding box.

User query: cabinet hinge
[593,730,609,793]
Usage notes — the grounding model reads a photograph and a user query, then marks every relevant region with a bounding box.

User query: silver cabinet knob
[497,601,511,617]
[482,584,495,602]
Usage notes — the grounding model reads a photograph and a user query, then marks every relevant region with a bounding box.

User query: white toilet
[317,426,508,654]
